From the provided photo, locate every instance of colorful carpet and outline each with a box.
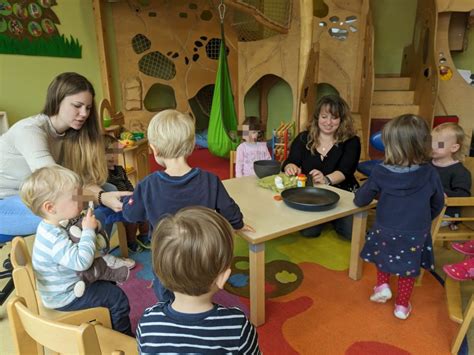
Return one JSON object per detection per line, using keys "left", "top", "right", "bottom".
{"left": 118, "top": 226, "right": 465, "bottom": 354}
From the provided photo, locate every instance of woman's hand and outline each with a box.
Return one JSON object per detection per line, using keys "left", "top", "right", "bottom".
{"left": 309, "top": 169, "right": 325, "bottom": 184}
{"left": 284, "top": 163, "right": 301, "bottom": 176}
{"left": 82, "top": 208, "right": 98, "bottom": 230}
{"left": 101, "top": 191, "right": 133, "bottom": 212}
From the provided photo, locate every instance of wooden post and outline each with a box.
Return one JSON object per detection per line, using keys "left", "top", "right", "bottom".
{"left": 92, "top": 0, "right": 116, "bottom": 110}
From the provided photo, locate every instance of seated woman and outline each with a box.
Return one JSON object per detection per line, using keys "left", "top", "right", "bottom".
{"left": 282, "top": 95, "right": 361, "bottom": 240}
{"left": 0, "top": 72, "right": 134, "bottom": 268}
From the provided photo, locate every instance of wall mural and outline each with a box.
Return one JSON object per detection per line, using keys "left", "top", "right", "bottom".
{"left": 0, "top": 0, "right": 82, "bottom": 58}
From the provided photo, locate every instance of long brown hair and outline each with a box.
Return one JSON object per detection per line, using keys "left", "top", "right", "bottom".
{"left": 383, "top": 114, "right": 431, "bottom": 166}
{"left": 43, "top": 73, "right": 107, "bottom": 185}
{"left": 306, "top": 95, "right": 356, "bottom": 154}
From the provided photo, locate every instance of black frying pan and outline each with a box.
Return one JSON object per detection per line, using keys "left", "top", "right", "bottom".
{"left": 280, "top": 187, "right": 340, "bottom": 212}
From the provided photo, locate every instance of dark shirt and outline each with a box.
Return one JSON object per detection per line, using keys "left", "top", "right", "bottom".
{"left": 354, "top": 164, "right": 445, "bottom": 232}
{"left": 122, "top": 168, "right": 244, "bottom": 231}
{"left": 430, "top": 161, "right": 471, "bottom": 216}
{"left": 107, "top": 165, "right": 134, "bottom": 192}
{"left": 282, "top": 131, "right": 361, "bottom": 191}
{"left": 136, "top": 301, "right": 261, "bottom": 354}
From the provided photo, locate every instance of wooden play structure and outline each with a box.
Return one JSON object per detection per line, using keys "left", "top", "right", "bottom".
{"left": 92, "top": 0, "right": 473, "bottom": 160}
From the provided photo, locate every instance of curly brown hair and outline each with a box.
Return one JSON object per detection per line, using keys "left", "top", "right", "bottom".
{"left": 306, "top": 95, "right": 356, "bottom": 155}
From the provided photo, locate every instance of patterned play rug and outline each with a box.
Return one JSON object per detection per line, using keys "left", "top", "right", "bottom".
{"left": 119, "top": 227, "right": 465, "bottom": 354}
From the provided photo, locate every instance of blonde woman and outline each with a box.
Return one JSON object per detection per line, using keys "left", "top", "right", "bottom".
{"left": 0, "top": 73, "right": 131, "bottom": 239}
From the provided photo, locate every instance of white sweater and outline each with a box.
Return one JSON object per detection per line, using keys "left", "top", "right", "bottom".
{"left": 0, "top": 114, "right": 64, "bottom": 198}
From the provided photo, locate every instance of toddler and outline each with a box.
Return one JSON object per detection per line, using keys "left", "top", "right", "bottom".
{"left": 136, "top": 206, "right": 261, "bottom": 354}
{"left": 20, "top": 165, "right": 131, "bottom": 334}
{"left": 354, "top": 114, "right": 445, "bottom": 320}
{"left": 121, "top": 109, "right": 252, "bottom": 302}
{"left": 103, "top": 134, "right": 149, "bottom": 252}
{"left": 235, "top": 116, "right": 271, "bottom": 177}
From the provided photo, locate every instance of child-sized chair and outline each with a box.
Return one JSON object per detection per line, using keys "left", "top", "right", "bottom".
{"left": 7, "top": 295, "right": 137, "bottom": 355}
{"left": 229, "top": 150, "right": 236, "bottom": 179}
{"left": 10, "top": 237, "right": 111, "bottom": 327}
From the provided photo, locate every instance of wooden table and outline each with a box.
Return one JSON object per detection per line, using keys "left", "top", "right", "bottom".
{"left": 222, "top": 176, "right": 376, "bottom": 326}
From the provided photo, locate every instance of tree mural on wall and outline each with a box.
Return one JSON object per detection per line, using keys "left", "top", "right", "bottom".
{"left": 0, "top": 0, "right": 82, "bottom": 57}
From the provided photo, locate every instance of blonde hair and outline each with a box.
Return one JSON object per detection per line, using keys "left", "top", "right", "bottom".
{"left": 307, "top": 95, "right": 356, "bottom": 154}
{"left": 152, "top": 206, "right": 234, "bottom": 296}
{"left": 43, "top": 73, "right": 107, "bottom": 186}
{"left": 20, "top": 166, "right": 82, "bottom": 218}
{"left": 147, "top": 110, "right": 195, "bottom": 159}
{"left": 432, "top": 122, "right": 466, "bottom": 161}
{"left": 383, "top": 114, "right": 431, "bottom": 166}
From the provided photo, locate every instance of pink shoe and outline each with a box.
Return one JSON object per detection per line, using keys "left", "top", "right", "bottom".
{"left": 370, "top": 283, "right": 392, "bottom": 303}
{"left": 394, "top": 303, "right": 412, "bottom": 320}
{"left": 451, "top": 241, "right": 474, "bottom": 256}
{"left": 443, "top": 258, "right": 474, "bottom": 281}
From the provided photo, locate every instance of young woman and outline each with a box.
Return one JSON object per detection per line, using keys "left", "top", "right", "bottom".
{"left": 0, "top": 72, "right": 131, "bottom": 238}
{"left": 282, "top": 95, "right": 361, "bottom": 239}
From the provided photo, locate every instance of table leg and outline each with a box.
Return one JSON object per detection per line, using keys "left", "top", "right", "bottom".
{"left": 249, "top": 243, "right": 265, "bottom": 326}
{"left": 349, "top": 211, "right": 368, "bottom": 280}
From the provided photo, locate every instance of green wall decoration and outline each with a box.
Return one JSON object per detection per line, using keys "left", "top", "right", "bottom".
{"left": 0, "top": 0, "right": 82, "bottom": 58}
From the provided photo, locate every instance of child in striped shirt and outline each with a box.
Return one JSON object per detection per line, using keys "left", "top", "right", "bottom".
{"left": 136, "top": 206, "right": 261, "bottom": 354}
{"left": 20, "top": 165, "right": 132, "bottom": 335}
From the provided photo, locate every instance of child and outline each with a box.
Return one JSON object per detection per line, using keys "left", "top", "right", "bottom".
{"left": 20, "top": 165, "right": 132, "bottom": 335}
{"left": 136, "top": 206, "right": 261, "bottom": 354}
{"left": 121, "top": 109, "right": 251, "bottom": 301}
{"left": 103, "top": 134, "right": 149, "bottom": 252}
{"left": 354, "top": 114, "right": 445, "bottom": 320}
{"left": 235, "top": 116, "right": 271, "bottom": 177}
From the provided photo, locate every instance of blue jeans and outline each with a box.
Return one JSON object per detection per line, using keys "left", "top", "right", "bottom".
{"left": 56, "top": 281, "right": 132, "bottom": 335}
{"left": 300, "top": 215, "right": 353, "bottom": 240}
{"left": 0, "top": 183, "right": 117, "bottom": 237}
{"left": 153, "top": 274, "right": 175, "bottom": 303}
{"left": 0, "top": 195, "right": 41, "bottom": 235}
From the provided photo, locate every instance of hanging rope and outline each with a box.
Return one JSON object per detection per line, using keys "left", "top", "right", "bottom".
{"left": 218, "top": 0, "right": 226, "bottom": 24}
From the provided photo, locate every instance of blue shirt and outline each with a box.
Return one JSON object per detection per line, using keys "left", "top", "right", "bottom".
{"left": 32, "top": 220, "right": 96, "bottom": 308}
{"left": 122, "top": 168, "right": 244, "bottom": 231}
{"left": 137, "top": 301, "right": 261, "bottom": 354}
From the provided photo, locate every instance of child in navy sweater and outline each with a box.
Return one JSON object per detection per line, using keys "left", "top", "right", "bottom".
{"left": 354, "top": 114, "right": 445, "bottom": 320}
{"left": 121, "top": 109, "right": 253, "bottom": 301}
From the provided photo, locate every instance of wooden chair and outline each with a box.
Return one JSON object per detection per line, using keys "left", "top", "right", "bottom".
{"left": 10, "top": 237, "right": 111, "bottom": 325}
{"left": 229, "top": 150, "right": 236, "bottom": 179}
{"left": 450, "top": 295, "right": 474, "bottom": 354}
{"left": 7, "top": 296, "right": 137, "bottom": 355}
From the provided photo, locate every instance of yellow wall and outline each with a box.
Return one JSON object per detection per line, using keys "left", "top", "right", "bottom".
{"left": 0, "top": 0, "right": 103, "bottom": 125}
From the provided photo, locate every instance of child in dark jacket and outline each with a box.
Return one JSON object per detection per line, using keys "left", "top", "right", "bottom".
{"left": 354, "top": 114, "right": 445, "bottom": 320}
{"left": 121, "top": 109, "right": 253, "bottom": 302}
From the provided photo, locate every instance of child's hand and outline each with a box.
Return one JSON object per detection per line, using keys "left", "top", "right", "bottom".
{"left": 82, "top": 208, "right": 98, "bottom": 230}
{"left": 238, "top": 224, "right": 256, "bottom": 233}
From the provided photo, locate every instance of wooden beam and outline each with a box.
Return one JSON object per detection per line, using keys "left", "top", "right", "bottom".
{"left": 92, "top": 0, "right": 116, "bottom": 110}
{"left": 225, "top": 0, "right": 290, "bottom": 34}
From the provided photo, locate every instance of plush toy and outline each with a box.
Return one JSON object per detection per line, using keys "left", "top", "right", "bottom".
{"left": 60, "top": 215, "right": 129, "bottom": 298}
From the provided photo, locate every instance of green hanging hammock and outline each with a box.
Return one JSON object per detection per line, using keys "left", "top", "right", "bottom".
{"left": 207, "top": 4, "right": 240, "bottom": 158}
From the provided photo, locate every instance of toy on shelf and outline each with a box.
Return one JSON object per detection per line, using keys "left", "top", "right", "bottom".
{"left": 272, "top": 122, "right": 295, "bottom": 162}
{"left": 99, "top": 99, "right": 149, "bottom": 187}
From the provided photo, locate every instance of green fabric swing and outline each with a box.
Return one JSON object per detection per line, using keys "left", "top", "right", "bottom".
{"left": 207, "top": 12, "right": 240, "bottom": 158}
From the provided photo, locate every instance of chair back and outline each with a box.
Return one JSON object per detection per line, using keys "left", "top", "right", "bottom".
{"left": 461, "top": 157, "right": 474, "bottom": 230}
{"left": 8, "top": 296, "right": 102, "bottom": 355}
{"left": 229, "top": 150, "right": 236, "bottom": 179}
{"left": 11, "top": 237, "right": 40, "bottom": 314}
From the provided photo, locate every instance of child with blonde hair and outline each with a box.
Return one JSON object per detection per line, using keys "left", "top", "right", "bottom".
{"left": 20, "top": 165, "right": 131, "bottom": 335}
{"left": 122, "top": 109, "right": 252, "bottom": 301}
{"left": 235, "top": 116, "right": 271, "bottom": 177}
{"left": 136, "top": 206, "right": 260, "bottom": 354}
{"left": 430, "top": 123, "right": 474, "bottom": 280}
{"left": 354, "top": 114, "right": 445, "bottom": 320}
